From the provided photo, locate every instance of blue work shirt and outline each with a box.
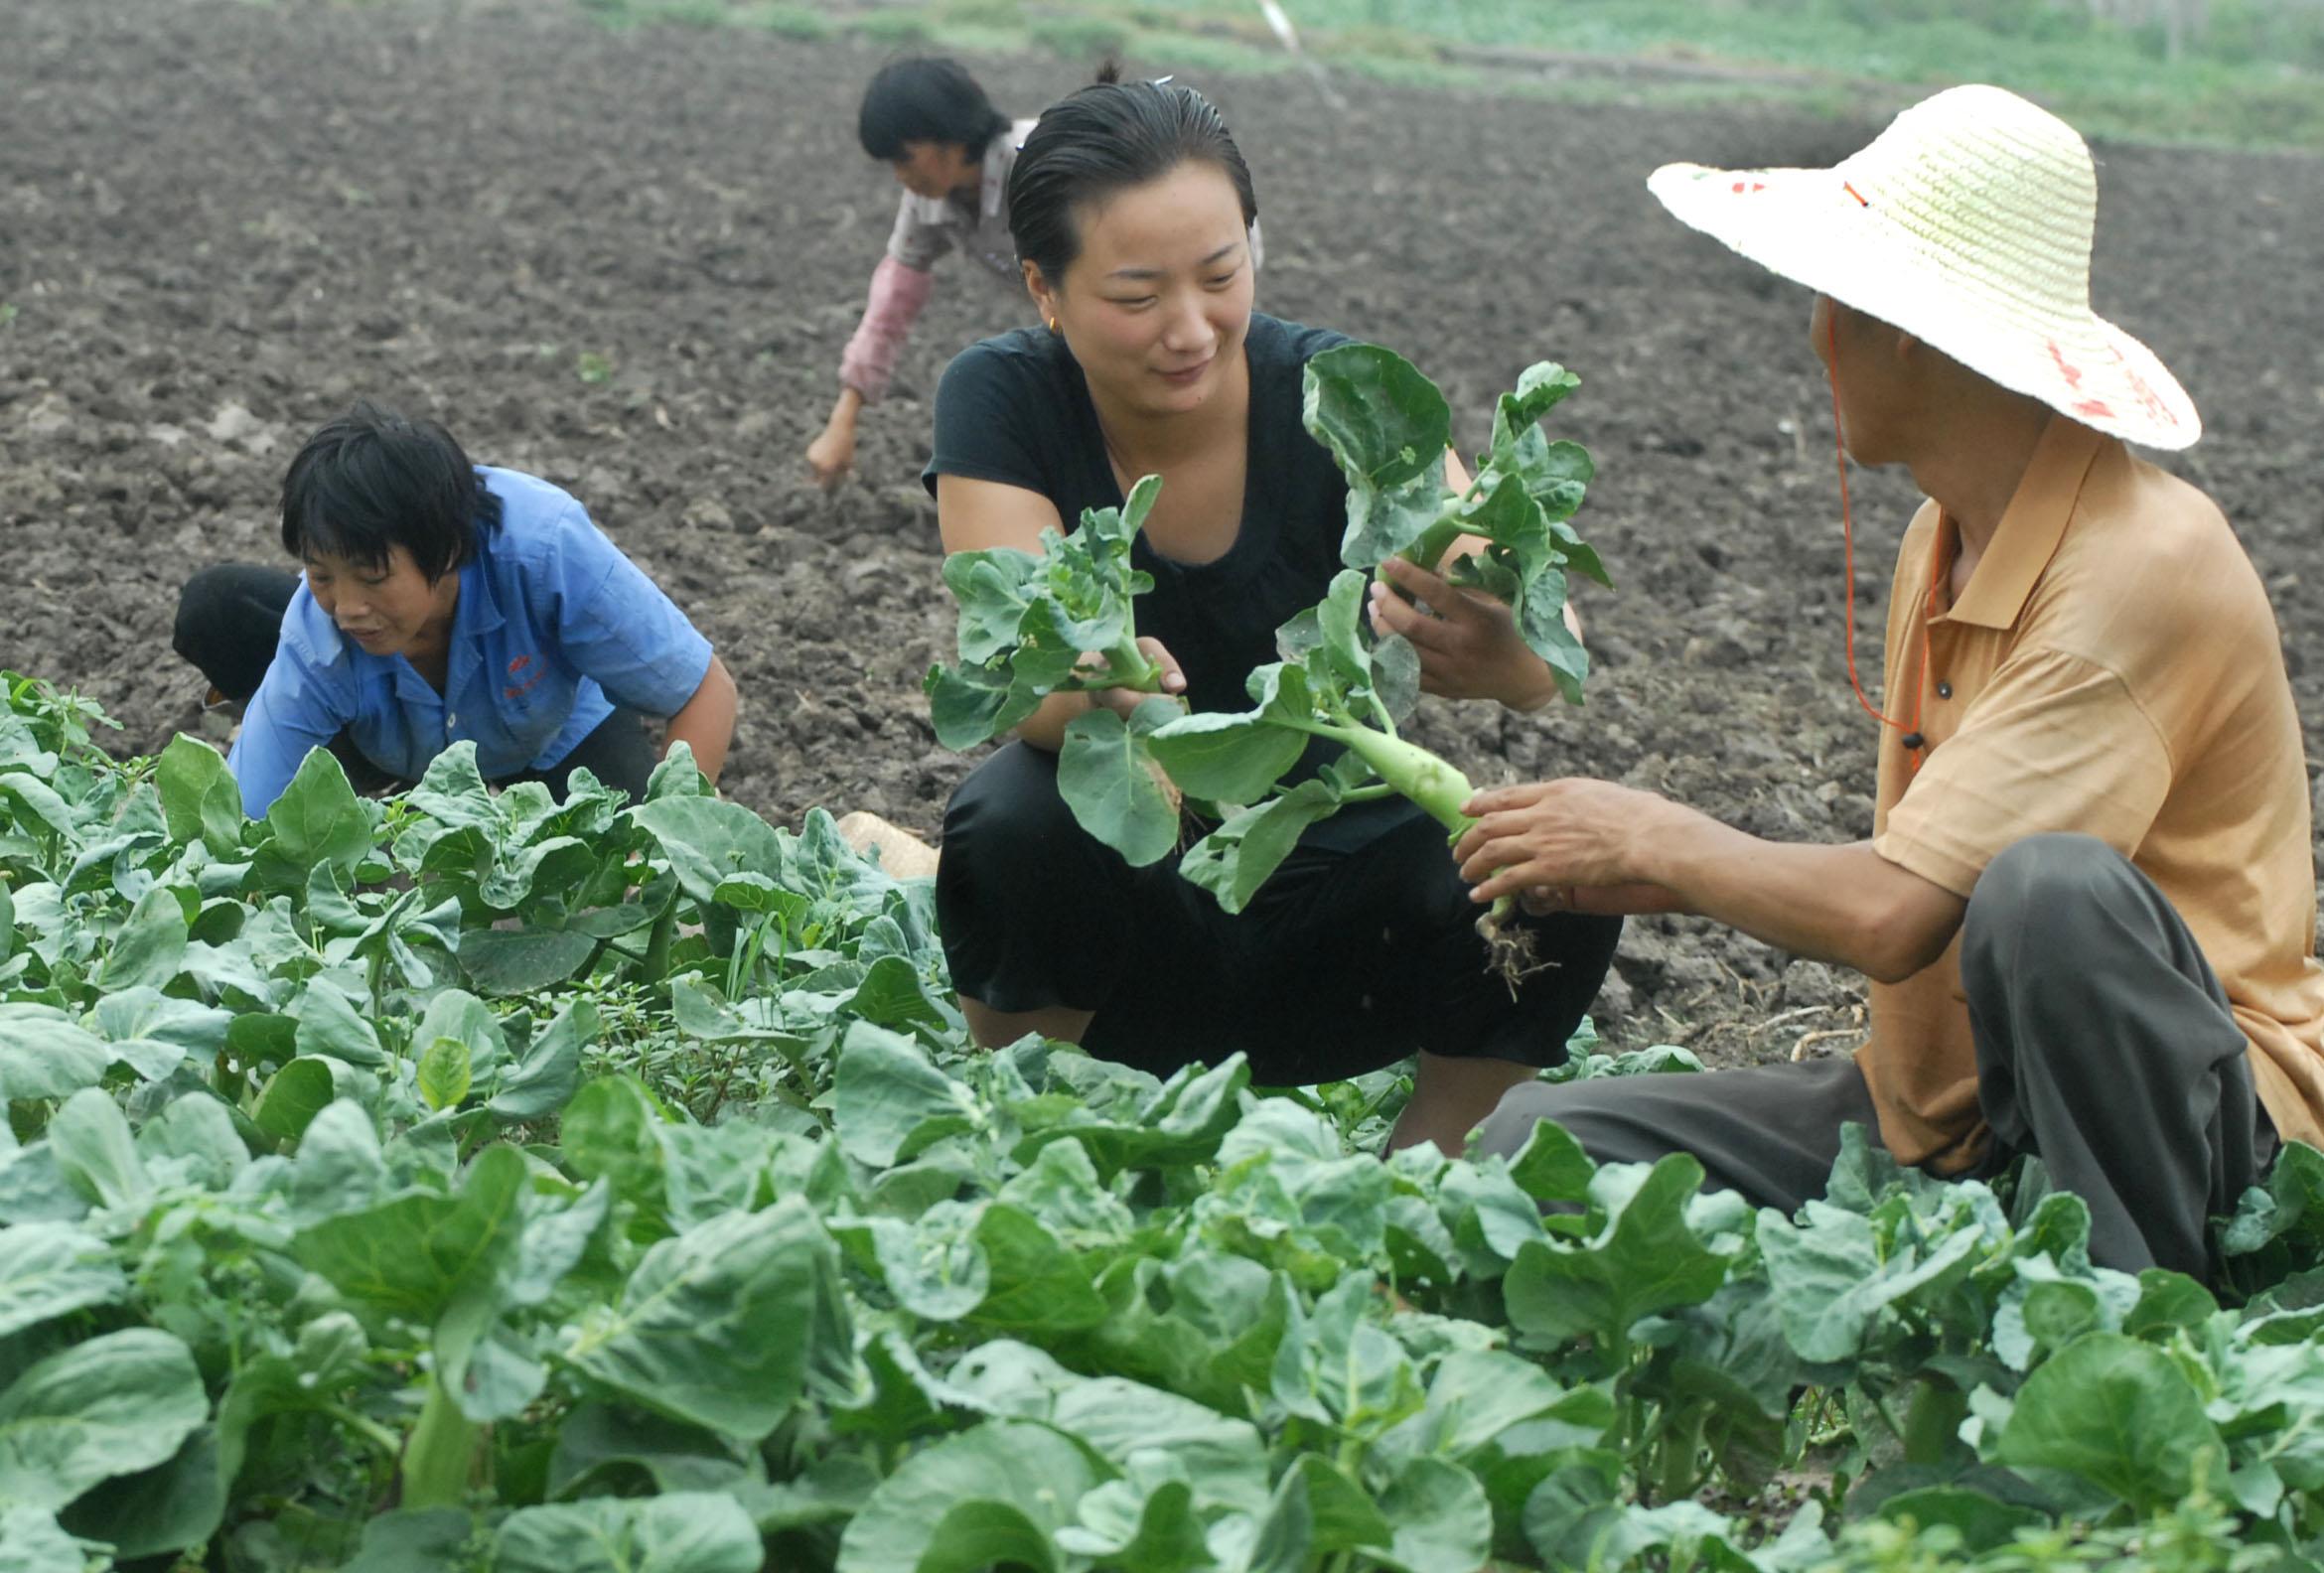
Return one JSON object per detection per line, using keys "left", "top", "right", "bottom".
{"left": 229, "top": 467, "right": 714, "bottom": 816}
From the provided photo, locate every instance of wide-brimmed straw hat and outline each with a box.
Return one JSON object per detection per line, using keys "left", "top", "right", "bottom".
{"left": 1648, "top": 83, "right": 2200, "bottom": 450}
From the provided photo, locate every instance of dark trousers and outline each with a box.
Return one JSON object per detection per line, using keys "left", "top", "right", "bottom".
{"left": 173, "top": 563, "right": 655, "bottom": 802}
{"left": 1475, "top": 834, "right": 2275, "bottom": 1278}
{"left": 938, "top": 742, "right": 1622, "bottom": 1087}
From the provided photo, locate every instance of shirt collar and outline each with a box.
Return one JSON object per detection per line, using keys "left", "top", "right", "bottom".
{"left": 981, "top": 120, "right": 1033, "bottom": 222}
{"left": 1944, "top": 416, "right": 2109, "bottom": 631}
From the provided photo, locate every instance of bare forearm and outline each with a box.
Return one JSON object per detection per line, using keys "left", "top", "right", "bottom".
{"left": 1635, "top": 807, "right": 1961, "bottom": 983}
{"left": 826, "top": 386, "right": 865, "bottom": 430}
{"left": 665, "top": 655, "right": 737, "bottom": 784}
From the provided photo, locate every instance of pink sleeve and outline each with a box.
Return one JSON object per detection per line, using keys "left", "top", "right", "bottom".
{"left": 838, "top": 256, "right": 937, "bottom": 403}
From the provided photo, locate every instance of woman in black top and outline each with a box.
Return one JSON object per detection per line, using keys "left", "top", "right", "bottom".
{"left": 927, "top": 70, "right": 1619, "bottom": 1151}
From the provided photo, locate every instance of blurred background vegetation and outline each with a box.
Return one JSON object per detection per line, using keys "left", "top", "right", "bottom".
{"left": 572, "top": 0, "right": 2324, "bottom": 148}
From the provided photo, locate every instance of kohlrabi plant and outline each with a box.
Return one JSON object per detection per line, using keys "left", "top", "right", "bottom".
{"left": 1303, "top": 341, "right": 1609, "bottom": 699}
{"left": 928, "top": 346, "right": 1608, "bottom": 968}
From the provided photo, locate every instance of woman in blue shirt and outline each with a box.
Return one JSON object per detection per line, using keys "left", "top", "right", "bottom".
{"left": 173, "top": 404, "right": 736, "bottom": 816}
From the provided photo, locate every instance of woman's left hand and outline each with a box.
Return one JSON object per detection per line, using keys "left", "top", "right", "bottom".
{"left": 1368, "top": 556, "right": 1559, "bottom": 710}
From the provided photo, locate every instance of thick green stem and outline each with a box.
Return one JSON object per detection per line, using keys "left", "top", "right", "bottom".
{"left": 1305, "top": 722, "right": 1476, "bottom": 837}
{"left": 399, "top": 1375, "right": 480, "bottom": 1510}
{"left": 1901, "top": 1378, "right": 1966, "bottom": 1467}
{"left": 1099, "top": 639, "right": 1161, "bottom": 692}
{"left": 1401, "top": 511, "right": 1467, "bottom": 577}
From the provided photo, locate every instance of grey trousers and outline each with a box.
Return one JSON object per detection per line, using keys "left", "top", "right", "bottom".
{"left": 1475, "top": 833, "right": 2276, "bottom": 1279}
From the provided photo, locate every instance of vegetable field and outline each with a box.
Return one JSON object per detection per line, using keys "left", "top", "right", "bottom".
{"left": 7, "top": 671, "right": 2324, "bottom": 1570}
{"left": 7, "top": 0, "right": 2324, "bottom": 1568}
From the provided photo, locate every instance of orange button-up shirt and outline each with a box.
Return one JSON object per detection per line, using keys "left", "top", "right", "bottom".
{"left": 1860, "top": 416, "right": 2324, "bottom": 1173}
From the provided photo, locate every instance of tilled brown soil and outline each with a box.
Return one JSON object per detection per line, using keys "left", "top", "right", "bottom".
{"left": 5, "top": 0, "right": 2321, "bottom": 1058}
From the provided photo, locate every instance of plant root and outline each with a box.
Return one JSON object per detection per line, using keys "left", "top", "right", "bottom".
{"left": 1476, "top": 904, "right": 1555, "bottom": 997}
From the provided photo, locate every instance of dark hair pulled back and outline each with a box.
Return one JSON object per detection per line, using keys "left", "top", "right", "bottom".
{"left": 1006, "top": 64, "right": 1258, "bottom": 286}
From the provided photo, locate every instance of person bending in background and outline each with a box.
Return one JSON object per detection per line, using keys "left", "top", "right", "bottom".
{"left": 1457, "top": 86, "right": 2318, "bottom": 1280}
{"left": 173, "top": 403, "right": 736, "bottom": 817}
{"left": 926, "top": 69, "right": 1617, "bottom": 1154}
{"left": 803, "top": 58, "right": 1037, "bottom": 489}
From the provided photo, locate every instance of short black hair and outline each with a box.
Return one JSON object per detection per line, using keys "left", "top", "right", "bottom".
{"left": 279, "top": 402, "right": 501, "bottom": 584}
{"left": 1007, "top": 65, "right": 1258, "bottom": 288}
{"left": 858, "top": 58, "right": 1009, "bottom": 162}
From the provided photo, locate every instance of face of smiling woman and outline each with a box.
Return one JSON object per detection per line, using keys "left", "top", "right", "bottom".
{"left": 301, "top": 544, "right": 460, "bottom": 664}
{"left": 1028, "top": 160, "right": 1256, "bottom": 425}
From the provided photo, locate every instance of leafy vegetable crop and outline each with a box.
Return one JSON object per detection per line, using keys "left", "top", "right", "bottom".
{"left": 7, "top": 667, "right": 2324, "bottom": 1573}
{"left": 927, "top": 346, "right": 1611, "bottom": 930}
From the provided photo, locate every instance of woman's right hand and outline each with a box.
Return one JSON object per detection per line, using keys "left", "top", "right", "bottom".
{"left": 805, "top": 421, "right": 857, "bottom": 490}
{"left": 1087, "top": 636, "right": 1187, "bottom": 718}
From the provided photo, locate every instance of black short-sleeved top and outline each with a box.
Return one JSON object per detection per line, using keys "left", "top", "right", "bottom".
{"left": 927, "top": 312, "right": 1417, "bottom": 850}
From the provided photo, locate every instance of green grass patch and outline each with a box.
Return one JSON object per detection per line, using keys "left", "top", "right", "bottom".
{"left": 564, "top": 0, "right": 2324, "bottom": 150}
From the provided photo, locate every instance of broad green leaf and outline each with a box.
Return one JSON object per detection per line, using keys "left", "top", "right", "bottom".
{"left": 832, "top": 1024, "right": 983, "bottom": 1167}
{"left": 0, "top": 1224, "right": 126, "bottom": 1340}
{"left": 943, "top": 547, "right": 1045, "bottom": 664}
{"left": 1988, "top": 1333, "right": 2224, "bottom": 1512}
{"left": 291, "top": 978, "right": 387, "bottom": 1067}
{"left": 47, "top": 1088, "right": 151, "bottom": 1211}
{"left": 495, "top": 1492, "right": 763, "bottom": 1573}
{"left": 411, "top": 988, "right": 505, "bottom": 1084}
{"left": 0, "top": 1007, "right": 109, "bottom": 1100}
{"left": 1292, "top": 1454, "right": 1393, "bottom": 1558}
{"left": 57, "top": 1423, "right": 224, "bottom": 1558}
{"left": 1055, "top": 1478, "right": 1204, "bottom": 1573}
{"left": 91, "top": 988, "right": 230, "bottom": 1082}
{"left": 135, "top": 1092, "right": 249, "bottom": 1190}
{"left": 487, "top": 1000, "right": 593, "bottom": 1123}
{"left": 416, "top": 1037, "right": 473, "bottom": 1113}
{"left": 1302, "top": 344, "right": 1454, "bottom": 569}
{"left": 970, "top": 1206, "right": 1108, "bottom": 1333}
{"left": 1057, "top": 700, "right": 1181, "bottom": 869}
{"left": 1177, "top": 783, "right": 1341, "bottom": 916}
{"left": 925, "top": 661, "right": 1021, "bottom": 752}
{"left": 0, "top": 1328, "right": 206, "bottom": 1510}
{"left": 252, "top": 1057, "right": 339, "bottom": 1143}
{"left": 260, "top": 747, "right": 373, "bottom": 875}
{"left": 836, "top": 1419, "right": 1101, "bottom": 1573}
{"left": 1049, "top": 1378, "right": 1269, "bottom": 1515}
{"left": 560, "top": 1074, "right": 666, "bottom": 1207}
{"left": 1518, "top": 569, "right": 1589, "bottom": 704}
{"left": 1756, "top": 1197, "right": 1985, "bottom": 1364}
{"left": 627, "top": 794, "right": 787, "bottom": 907}
{"left": 1504, "top": 1155, "right": 1730, "bottom": 1348}
{"left": 0, "top": 1505, "right": 88, "bottom": 1573}
{"left": 1492, "top": 361, "right": 1583, "bottom": 451}
{"left": 157, "top": 734, "right": 243, "bottom": 857}
{"left": 454, "top": 925, "right": 597, "bottom": 997}
{"left": 336, "top": 1508, "right": 476, "bottom": 1573}
{"left": 545, "top": 1402, "right": 759, "bottom": 1500}
{"left": 1505, "top": 1117, "right": 1595, "bottom": 1206}
{"left": 291, "top": 1143, "right": 527, "bottom": 1323}
{"left": 1145, "top": 711, "right": 1308, "bottom": 804}
{"left": 282, "top": 1100, "right": 387, "bottom": 1225}
{"left": 564, "top": 1198, "right": 841, "bottom": 1440}
{"left": 1378, "top": 1457, "right": 1494, "bottom": 1573}
{"left": 97, "top": 884, "right": 189, "bottom": 991}
{"left": 1871, "top": 1487, "right": 2045, "bottom": 1553}
{"left": 406, "top": 742, "right": 498, "bottom": 828}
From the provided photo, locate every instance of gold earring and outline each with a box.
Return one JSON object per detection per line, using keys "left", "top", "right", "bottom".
{"left": 1047, "top": 316, "right": 1059, "bottom": 333}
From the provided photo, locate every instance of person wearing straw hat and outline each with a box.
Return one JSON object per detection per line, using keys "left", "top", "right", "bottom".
{"left": 1452, "top": 84, "right": 2321, "bottom": 1280}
